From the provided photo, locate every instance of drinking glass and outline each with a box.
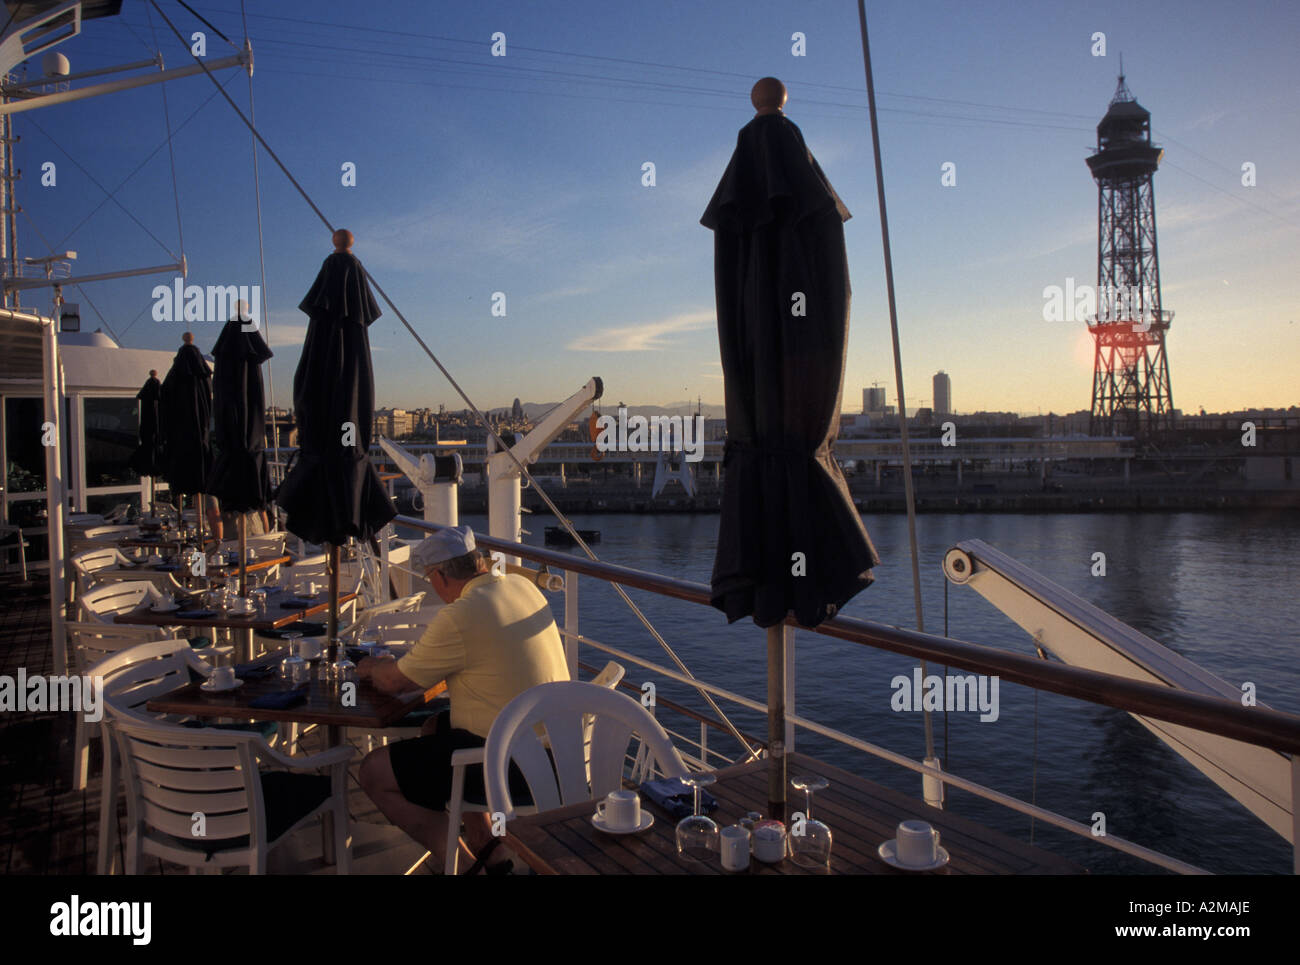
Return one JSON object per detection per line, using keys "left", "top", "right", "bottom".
{"left": 790, "top": 775, "right": 832, "bottom": 869}
{"left": 674, "top": 773, "right": 718, "bottom": 861}
{"left": 283, "top": 630, "right": 304, "bottom": 663}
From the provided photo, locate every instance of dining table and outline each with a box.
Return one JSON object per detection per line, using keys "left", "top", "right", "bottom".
{"left": 505, "top": 752, "right": 1087, "bottom": 875}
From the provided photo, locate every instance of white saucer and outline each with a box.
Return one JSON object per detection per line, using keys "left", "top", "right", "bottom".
{"left": 592, "top": 812, "right": 654, "bottom": 835}
{"left": 227, "top": 609, "right": 256, "bottom": 619}
{"left": 877, "top": 840, "right": 950, "bottom": 871}
{"left": 150, "top": 603, "right": 181, "bottom": 613}
{"left": 200, "top": 678, "right": 244, "bottom": 693}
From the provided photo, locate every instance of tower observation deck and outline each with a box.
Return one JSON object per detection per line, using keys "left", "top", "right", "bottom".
{"left": 1085, "top": 74, "right": 1174, "bottom": 436}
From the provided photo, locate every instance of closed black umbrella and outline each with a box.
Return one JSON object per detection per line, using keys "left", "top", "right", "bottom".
{"left": 701, "top": 78, "right": 881, "bottom": 814}
{"left": 128, "top": 371, "right": 164, "bottom": 514}
{"left": 277, "top": 231, "right": 396, "bottom": 645}
{"left": 210, "top": 310, "right": 274, "bottom": 593}
{"left": 160, "top": 335, "right": 214, "bottom": 533}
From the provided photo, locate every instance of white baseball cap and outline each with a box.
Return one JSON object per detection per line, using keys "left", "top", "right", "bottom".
{"left": 411, "top": 525, "right": 476, "bottom": 571}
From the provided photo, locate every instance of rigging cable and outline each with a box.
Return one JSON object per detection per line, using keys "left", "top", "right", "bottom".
{"left": 239, "top": 0, "right": 280, "bottom": 490}
{"left": 857, "top": 0, "right": 936, "bottom": 764}
{"left": 147, "top": 0, "right": 760, "bottom": 763}
{"left": 144, "top": 1, "right": 186, "bottom": 271}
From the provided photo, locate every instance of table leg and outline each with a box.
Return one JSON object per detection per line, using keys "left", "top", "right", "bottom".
{"left": 322, "top": 723, "right": 344, "bottom": 864}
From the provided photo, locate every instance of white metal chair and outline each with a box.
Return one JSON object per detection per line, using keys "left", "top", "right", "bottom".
{"left": 439, "top": 665, "right": 638, "bottom": 876}
{"left": 110, "top": 713, "right": 354, "bottom": 875}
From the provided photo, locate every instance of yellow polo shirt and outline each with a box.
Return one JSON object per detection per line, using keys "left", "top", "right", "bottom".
{"left": 397, "top": 571, "right": 569, "bottom": 737}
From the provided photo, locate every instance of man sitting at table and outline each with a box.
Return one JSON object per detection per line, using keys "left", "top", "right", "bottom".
{"left": 357, "top": 525, "right": 569, "bottom": 874}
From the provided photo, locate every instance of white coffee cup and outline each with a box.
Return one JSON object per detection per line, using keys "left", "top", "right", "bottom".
{"left": 307, "top": 581, "right": 320, "bottom": 597}
{"left": 720, "top": 825, "right": 750, "bottom": 871}
{"left": 896, "top": 819, "right": 940, "bottom": 866}
{"left": 209, "top": 665, "right": 236, "bottom": 689}
{"left": 231, "top": 596, "right": 252, "bottom": 614}
{"left": 752, "top": 823, "right": 786, "bottom": 863}
{"left": 295, "top": 638, "right": 322, "bottom": 661}
{"left": 595, "top": 790, "right": 640, "bottom": 830}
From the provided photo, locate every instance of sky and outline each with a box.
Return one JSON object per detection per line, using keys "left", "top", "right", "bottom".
{"left": 12, "top": 0, "right": 1299, "bottom": 416}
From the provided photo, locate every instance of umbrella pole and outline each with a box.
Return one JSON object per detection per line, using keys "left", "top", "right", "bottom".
{"left": 238, "top": 513, "right": 247, "bottom": 596}
{"left": 326, "top": 542, "right": 341, "bottom": 660}
{"left": 196, "top": 492, "right": 205, "bottom": 545}
{"left": 767, "top": 624, "right": 787, "bottom": 821}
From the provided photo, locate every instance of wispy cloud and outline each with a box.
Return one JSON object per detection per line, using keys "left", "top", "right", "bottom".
{"left": 567, "top": 309, "right": 713, "bottom": 351}
{"left": 264, "top": 322, "right": 308, "bottom": 348}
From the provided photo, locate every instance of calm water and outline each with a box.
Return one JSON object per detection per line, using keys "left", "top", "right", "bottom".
{"left": 444, "top": 509, "right": 1299, "bottom": 874}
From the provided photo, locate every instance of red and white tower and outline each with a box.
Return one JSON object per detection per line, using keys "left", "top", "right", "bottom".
{"left": 1085, "top": 74, "right": 1174, "bottom": 435}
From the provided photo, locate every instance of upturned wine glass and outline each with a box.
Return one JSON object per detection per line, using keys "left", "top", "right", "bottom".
{"left": 790, "top": 775, "right": 832, "bottom": 869}
{"left": 674, "top": 772, "right": 718, "bottom": 861}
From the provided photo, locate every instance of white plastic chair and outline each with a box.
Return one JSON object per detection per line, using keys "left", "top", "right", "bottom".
{"left": 77, "top": 580, "right": 163, "bottom": 622}
{"left": 0, "top": 523, "right": 28, "bottom": 579}
{"left": 220, "top": 532, "right": 287, "bottom": 559}
{"left": 439, "top": 665, "right": 639, "bottom": 876}
{"left": 341, "top": 592, "right": 429, "bottom": 645}
{"left": 70, "top": 546, "right": 190, "bottom": 598}
{"left": 110, "top": 713, "right": 354, "bottom": 875}
{"left": 68, "top": 621, "right": 193, "bottom": 791}
{"left": 89, "top": 638, "right": 209, "bottom": 873}
{"left": 482, "top": 680, "right": 688, "bottom": 823}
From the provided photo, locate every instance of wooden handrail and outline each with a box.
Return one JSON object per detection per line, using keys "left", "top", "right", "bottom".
{"left": 395, "top": 515, "right": 1300, "bottom": 756}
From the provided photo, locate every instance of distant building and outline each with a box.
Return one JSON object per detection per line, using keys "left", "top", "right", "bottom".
{"left": 863, "top": 386, "right": 886, "bottom": 414}
{"left": 933, "top": 371, "right": 951, "bottom": 416}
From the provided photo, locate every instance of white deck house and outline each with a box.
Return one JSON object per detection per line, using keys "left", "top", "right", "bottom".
{"left": 2, "top": 325, "right": 173, "bottom": 529}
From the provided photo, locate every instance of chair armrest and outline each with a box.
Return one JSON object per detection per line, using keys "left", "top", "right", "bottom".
{"left": 258, "top": 742, "right": 356, "bottom": 771}
{"left": 449, "top": 746, "right": 484, "bottom": 769}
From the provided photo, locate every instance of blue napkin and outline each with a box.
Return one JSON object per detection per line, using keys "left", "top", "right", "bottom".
{"left": 640, "top": 777, "right": 719, "bottom": 820}
{"left": 279, "top": 598, "right": 318, "bottom": 609}
{"left": 187, "top": 636, "right": 212, "bottom": 650}
{"left": 177, "top": 609, "right": 216, "bottom": 619}
{"left": 151, "top": 563, "right": 180, "bottom": 572}
{"left": 249, "top": 684, "right": 309, "bottom": 710}
{"left": 235, "top": 662, "right": 277, "bottom": 680}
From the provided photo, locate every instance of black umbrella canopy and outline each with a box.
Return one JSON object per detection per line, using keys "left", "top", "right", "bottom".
{"left": 209, "top": 310, "right": 274, "bottom": 514}
{"left": 127, "top": 371, "right": 164, "bottom": 478}
{"left": 702, "top": 78, "right": 880, "bottom": 629}
{"left": 276, "top": 231, "right": 396, "bottom": 545}
{"left": 159, "top": 334, "right": 213, "bottom": 497}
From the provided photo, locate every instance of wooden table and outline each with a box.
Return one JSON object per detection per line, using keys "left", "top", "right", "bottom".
{"left": 114, "top": 590, "right": 358, "bottom": 662}
{"left": 507, "top": 752, "right": 1087, "bottom": 875}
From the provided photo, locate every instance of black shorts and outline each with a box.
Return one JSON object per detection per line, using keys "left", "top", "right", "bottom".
{"left": 387, "top": 710, "right": 535, "bottom": 812}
